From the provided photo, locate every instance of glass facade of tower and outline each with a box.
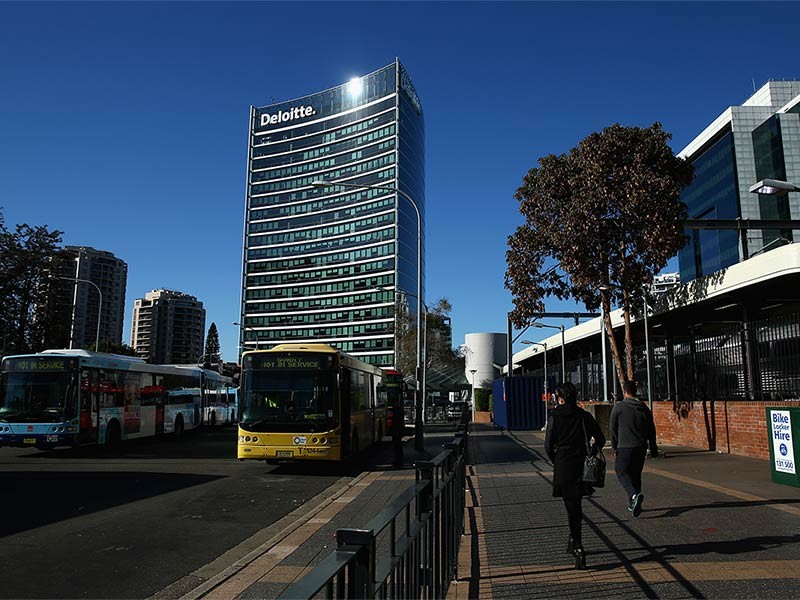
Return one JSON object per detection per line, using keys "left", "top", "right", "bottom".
{"left": 240, "top": 61, "right": 424, "bottom": 367}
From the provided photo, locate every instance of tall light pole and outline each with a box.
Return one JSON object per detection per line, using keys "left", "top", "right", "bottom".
{"left": 521, "top": 340, "right": 547, "bottom": 396}
{"left": 232, "top": 321, "right": 259, "bottom": 353}
{"left": 313, "top": 179, "right": 426, "bottom": 452}
{"left": 469, "top": 369, "right": 477, "bottom": 423}
{"left": 531, "top": 322, "right": 566, "bottom": 382}
{"left": 59, "top": 277, "right": 102, "bottom": 352}
{"left": 642, "top": 285, "right": 654, "bottom": 411}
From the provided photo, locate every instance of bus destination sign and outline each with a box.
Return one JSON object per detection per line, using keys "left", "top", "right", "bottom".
{"left": 249, "top": 354, "right": 335, "bottom": 371}
{"left": 3, "top": 357, "right": 73, "bottom": 372}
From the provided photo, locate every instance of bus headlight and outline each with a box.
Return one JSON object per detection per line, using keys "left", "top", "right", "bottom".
{"left": 252, "top": 437, "right": 259, "bottom": 443}
{"left": 320, "top": 438, "right": 327, "bottom": 445}
{"left": 312, "top": 437, "right": 319, "bottom": 444}
{"left": 245, "top": 436, "right": 251, "bottom": 442}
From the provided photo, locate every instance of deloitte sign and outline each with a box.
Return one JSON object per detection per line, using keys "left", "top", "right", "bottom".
{"left": 260, "top": 106, "right": 316, "bottom": 127}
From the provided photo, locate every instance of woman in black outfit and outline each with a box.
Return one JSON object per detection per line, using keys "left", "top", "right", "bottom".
{"left": 544, "top": 382, "right": 605, "bottom": 569}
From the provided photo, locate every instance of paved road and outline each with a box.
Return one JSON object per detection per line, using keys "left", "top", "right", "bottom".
{"left": 0, "top": 427, "right": 388, "bottom": 599}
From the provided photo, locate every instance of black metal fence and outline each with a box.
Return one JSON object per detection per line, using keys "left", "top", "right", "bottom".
{"left": 526, "top": 312, "right": 800, "bottom": 402}
{"left": 278, "top": 430, "right": 468, "bottom": 599}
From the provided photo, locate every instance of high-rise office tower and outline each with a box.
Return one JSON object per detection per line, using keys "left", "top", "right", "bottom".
{"left": 678, "top": 80, "right": 800, "bottom": 281}
{"left": 239, "top": 60, "right": 425, "bottom": 367}
{"left": 52, "top": 246, "right": 128, "bottom": 350}
{"left": 131, "top": 289, "right": 206, "bottom": 364}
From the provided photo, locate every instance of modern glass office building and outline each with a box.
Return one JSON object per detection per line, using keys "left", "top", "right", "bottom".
{"left": 678, "top": 80, "right": 800, "bottom": 281}
{"left": 239, "top": 60, "right": 425, "bottom": 367}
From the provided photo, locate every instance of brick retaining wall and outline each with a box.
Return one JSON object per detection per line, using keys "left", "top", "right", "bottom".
{"left": 652, "top": 400, "right": 800, "bottom": 460}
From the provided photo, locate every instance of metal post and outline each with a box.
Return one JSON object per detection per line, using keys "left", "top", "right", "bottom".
{"left": 600, "top": 300, "right": 608, "bottom": 403}
{"left": 507, "top": 313, "right": 513, "bottom": 376}
{"left": 643, "top": 291, "right": 654, "bottom": 410}
{"left": 336, "top": 528, "right": 375, "bottom": 599}
{"left": 469, "top": 369, "right": 477, "bottom": 423}
{"left": 60, "top": 276, "right": 102, "bottom": 352}
{"left": 560, "top": 325, "right": 566, "bottom": 383}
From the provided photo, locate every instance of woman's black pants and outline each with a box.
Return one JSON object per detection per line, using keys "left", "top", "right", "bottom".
{"left": 563, "top": 496, "right": 582, "bottom": 546}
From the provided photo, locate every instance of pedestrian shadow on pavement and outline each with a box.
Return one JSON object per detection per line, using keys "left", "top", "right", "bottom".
{"left": 646, "top": 498, "right": 800, "bottom": 518}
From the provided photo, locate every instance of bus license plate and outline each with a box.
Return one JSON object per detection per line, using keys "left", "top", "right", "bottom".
{"left": 276, "top": 450, "right": 293, "bottom": 457}
{"left": 23, "top": 438, "right": 36, "bottom": 445}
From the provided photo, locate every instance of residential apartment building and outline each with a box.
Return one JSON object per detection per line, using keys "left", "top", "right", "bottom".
{"left": 678, "top": 80, "right": 800, "bottom": 281}
{"left": 51, "top": 246, "right": 127, "bottom": 350}
{"left": 239, "top": 60, "right": 425, "bottom": 367}
{"left": 131, "top": 289, "right": 205, "bottom": 364}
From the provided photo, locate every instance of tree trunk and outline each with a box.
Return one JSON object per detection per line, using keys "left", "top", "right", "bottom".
{"left": 602, "top": 293, "right": 626, "bottom": 398}
{"left": 622, "top": 292, "right": 634, "bottom": 381}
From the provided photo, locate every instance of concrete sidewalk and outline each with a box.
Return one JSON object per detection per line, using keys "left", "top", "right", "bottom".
{"left": 450, "top": 423, "right": 800, "bottom": 600}
{"left": 157, "top": 425, "right": 461, "bottom": 600}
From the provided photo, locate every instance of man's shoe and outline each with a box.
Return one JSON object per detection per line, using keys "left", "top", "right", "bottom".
{"left": 632, "top": 492, "right": 644, "bottom": 517}
{"left": 573, "top": 547, "right": 586, "bottom": 570}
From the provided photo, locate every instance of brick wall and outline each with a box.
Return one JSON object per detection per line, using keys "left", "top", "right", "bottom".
{"left": 652, "top": 400, "right": 800, "bottom": 460}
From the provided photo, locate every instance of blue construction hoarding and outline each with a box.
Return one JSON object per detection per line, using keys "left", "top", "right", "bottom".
{"left": 491, "top": 375, "right": 550, "bottom": 430}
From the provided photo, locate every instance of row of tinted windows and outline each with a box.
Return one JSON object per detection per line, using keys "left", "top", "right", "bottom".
{"left": 252, "top": 109, "right": 395, "bottom": 160}
{"left": 246, "top": 258, "right": 394, "bottom": 286}
{"left": 247, "top": 227, "right": 394, "bottom": 259}
{"left": 244, "top": 305, "right": 394, "bottom": 327}
{"left": 247, "top": 243, "right": 394, "bottom": 273}
{"left": 250, "top": 187, "right": 393, "bottom": 221}
{"left": 257, "top": 322, "right": 393, "bottom": 340}
{"left": 250, "top": 197, "right": 395, "bottom": 233}
{"left": 250, "top": 154, "right": 396, "bottom": 196}
{"left": 251, "top": 139, "right": 395, "bottom": 184}
{"left": 253, "top": 123, "right": 396, "bottom": 170}
{"left": 249, "top": 213, "right": 394, "bottom": 247}
{"left": 249, "top": 168, "right": 396, "bottom": 207}
{"left": 244, "top": 292, "right": 391, "bottom": 313}
{"left": 245, "top": 273, "right": 394, "bottom": 300}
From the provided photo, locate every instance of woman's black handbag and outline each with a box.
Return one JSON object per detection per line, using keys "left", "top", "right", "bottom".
{"left": 581, "top": 419, "right": 606, "bottom": 487}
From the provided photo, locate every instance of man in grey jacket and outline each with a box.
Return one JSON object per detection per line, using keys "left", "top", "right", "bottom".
{"left": 609, "top": 379, "right": 658, "bottom": 517}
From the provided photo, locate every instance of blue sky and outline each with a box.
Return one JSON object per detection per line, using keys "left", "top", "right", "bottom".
{"left": 2, "top": 2, "right": 799, "bottom": 363}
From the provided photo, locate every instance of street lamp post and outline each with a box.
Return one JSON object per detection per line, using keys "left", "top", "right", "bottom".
{"left": 59, "top": 277, "right": 102, "bottom": 352}
{"left": 469, "top": 369, "right": 477, "bottom": 423}
{"left": 521, "top": 340, "right": 547, "bottom": 396}
{"left": 232, "top": 321, "right": 259, "bottom": 353}
{"left": 313, "top": 179, "right": 426, "bottom": 452}
{"left": 532, "top": 322, "right": 566, "bottom": 382}
{"left": 642, "top": 286, "right": 654, "bottom": 411}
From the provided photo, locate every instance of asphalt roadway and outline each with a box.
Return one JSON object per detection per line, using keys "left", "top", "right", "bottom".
{"left": 0, "top": 426, "right": 395, "bottom": 599}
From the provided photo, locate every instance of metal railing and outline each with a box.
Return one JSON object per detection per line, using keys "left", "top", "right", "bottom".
{"left": 278, "top": 429, "right": 468, "bottom": 599}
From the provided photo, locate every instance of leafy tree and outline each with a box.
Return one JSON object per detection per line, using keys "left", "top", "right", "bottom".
{"left": 0, "top": 215, "right": 66, "bottom": 356}
{"left": 505, "top": 123, "right": 693, "bottom": 391}
{"left": 394, "top": 295, "right": 459, "bottom": 376}
{"left": 204, "top": 322, "right": 221, "bottom": 367}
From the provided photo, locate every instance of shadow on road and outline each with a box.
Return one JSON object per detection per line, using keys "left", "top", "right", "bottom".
{"left": 0, "top": 471, "right": 224, "bottom": 538}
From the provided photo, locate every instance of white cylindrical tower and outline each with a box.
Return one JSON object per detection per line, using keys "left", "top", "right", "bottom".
{"left": 463, "top": 333, "right": 507, "bottom": 389}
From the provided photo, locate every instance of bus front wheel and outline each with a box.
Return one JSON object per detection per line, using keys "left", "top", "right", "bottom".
{"left": 174, "top": 415, "right": 185, "bottom": 438}
{"left": 105, "top": 420, "right": 121, "bottom": 450}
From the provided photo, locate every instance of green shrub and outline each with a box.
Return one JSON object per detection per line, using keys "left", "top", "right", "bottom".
{"left": 474, "top": 388, "right": 492, "bottom": 412}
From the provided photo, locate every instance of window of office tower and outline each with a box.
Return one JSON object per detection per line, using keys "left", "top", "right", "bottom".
{"left": 240, "top": 61, "right": 425, "bottom": 367}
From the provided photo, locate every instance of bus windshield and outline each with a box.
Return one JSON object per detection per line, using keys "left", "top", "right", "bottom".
{"left": 240, "top": 370, "right": 335, "bottom": 433}
{"left": 0, "top": 370, "right": 79, "bottom": 423}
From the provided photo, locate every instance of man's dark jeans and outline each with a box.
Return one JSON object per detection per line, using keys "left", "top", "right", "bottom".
{"left": 615, "top": 446, "right": 647, "bottom": 500}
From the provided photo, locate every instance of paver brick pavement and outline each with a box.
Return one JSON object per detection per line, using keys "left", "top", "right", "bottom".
{"left": 452, "top": 424, "right": 800, "bottom": 599}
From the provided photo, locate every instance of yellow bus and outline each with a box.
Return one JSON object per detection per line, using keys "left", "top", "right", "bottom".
{"left": 237, "top": 343, "right": 387, "bottom": 462}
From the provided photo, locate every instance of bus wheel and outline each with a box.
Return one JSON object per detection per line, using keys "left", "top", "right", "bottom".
{"left": 174, "top": 415, "right": 185, "bottom": 438}
{"left": 105, "top": 420, "right": 121, "bottom": 450}
{"left": 209, "top": 411, "right": 217, "bottom": 427}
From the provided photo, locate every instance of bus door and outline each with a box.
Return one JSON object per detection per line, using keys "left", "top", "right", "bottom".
{"left": 78, "top": 368, "right": 99, "bottom": 444}
{"left": 340, "top": 369, "right": 351, "bottom": 454}
{"left": 154, "top": 375, "right": 165, "bottom": 434}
